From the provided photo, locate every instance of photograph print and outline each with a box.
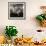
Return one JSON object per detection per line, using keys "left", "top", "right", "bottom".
{"left": 8, "top": 2, "right": 26, "bottom": 20}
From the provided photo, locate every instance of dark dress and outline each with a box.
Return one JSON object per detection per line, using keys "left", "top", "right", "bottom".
{"left": 10, "top": 11, "right": 23, "bottom": 17}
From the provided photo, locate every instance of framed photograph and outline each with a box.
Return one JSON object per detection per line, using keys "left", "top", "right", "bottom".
{"left": 8, "top": 2, "right": 26, "bottom": 20}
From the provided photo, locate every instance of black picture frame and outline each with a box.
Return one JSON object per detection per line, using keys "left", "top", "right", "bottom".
{"left": 8, "top": 2, "right": 26, "bottom": 20}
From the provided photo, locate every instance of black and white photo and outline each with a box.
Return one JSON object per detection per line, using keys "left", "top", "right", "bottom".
{"left": 8, "top": 2, "right": 26, "bottom": 20}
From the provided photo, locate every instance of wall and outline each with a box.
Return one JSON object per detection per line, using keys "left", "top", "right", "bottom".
{"left": 0, "top": 0, "right": 46, "bottom": 41}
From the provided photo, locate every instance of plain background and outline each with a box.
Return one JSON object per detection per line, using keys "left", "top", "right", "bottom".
{"left": 0, "top": 0, "right": 46, "bottom": 42}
